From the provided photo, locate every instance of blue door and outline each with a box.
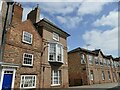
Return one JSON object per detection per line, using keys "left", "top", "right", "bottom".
{"left": 2, "top": 74, "right": 13, "bottom": 90}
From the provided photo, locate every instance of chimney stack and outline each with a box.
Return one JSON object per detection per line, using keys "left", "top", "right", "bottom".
{"left": 27, "top": 5, "right": 40, "bottom": 24}
{"left": 11, "top": 2, "right": 23, "bottom": 25}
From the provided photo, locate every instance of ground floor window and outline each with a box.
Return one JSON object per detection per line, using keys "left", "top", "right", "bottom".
{"left": 90, "top": 70, "right": 94, "bottom": 81}
{"left": 51, "top": 70, "right": 61, "bottom": 85}
{"left": 102, "top": 71, "right": 105, "bottom": 80}
{"left": 108, "top": 71, "right": 111, "bottom": 80}
{"left": 20, "top": 75, "right": 36, "bottom": 88}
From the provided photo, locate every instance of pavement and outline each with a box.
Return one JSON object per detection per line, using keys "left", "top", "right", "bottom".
{"left": 69, "top": 82, "right": 119, "bottom": 89}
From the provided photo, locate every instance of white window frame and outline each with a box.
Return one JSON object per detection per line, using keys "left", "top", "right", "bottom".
{"left": 51, "top": 70, "right": 61, "bottom": 86}
{"left": 95, "top": 57, "right": 99, "bottom": 65}
{"left": 53, "top": 32, "right": 59, "bottom": 41}
{"left": 81, "top": 54, "right": 86, "bottom": 64}
{"left": 104, "top": 59, "right": 107, "bottom": 65}
{"left": 0, "top": 1, "right": 3, "bottom": 12}
{"left": 88, "top": 55, "right": 93, "bottom": 65}
{"left": 108, "top": 71, "right": 111, "bottom": 80}
{"left": 48, "top": 42, "right": 63, "bottom": 63}
{"left": 102, "top": 71, "right": 105, "bottom": 80}
{"left": 108, "top": 60, "right": 111, "bottom": 67}
{"left": 100, "top": 58, "right": 103, "bottom": 66}
{"left": 23, "top": 53, "right": 33, "bottom": 66}
{"left": 20, "top": 75, "right": 36, "bottom": 89}
{"left": 22, "top": 31, "right": 33, "bottom": 44}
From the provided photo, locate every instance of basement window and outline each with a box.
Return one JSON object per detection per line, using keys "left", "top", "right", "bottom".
{"left": 22, "top": 31, "right": 32, "bottom": 44}
{"left": 20, "top": 75, "right": 36, "bottom": 89}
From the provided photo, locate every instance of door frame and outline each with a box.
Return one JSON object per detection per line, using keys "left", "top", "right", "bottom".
{"left": 0, "top": 68, "right": 16, "bottom": 89}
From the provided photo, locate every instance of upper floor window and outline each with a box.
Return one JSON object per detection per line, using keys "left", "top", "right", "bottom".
{"left": 23, "top": 53, "right": 33, "bottom": 66}
{"left": 22, "top": 31, "right": 32, "bottom": 44}
{"left": 88, "top": 55, "right": 93, "bottom": 65}
{"left": 103, "top": 59, "right": 107, "bottom": 65}
{"left": 48, "top": 43, "right": 63, "bottom": 63}
{"left": 95, "top": 57, "right": 99, "bottom": 65}
{"left": 20, "top": 75, "right": 36, "bottom": 88}
{"left": 51, "top": 70, "right": 61, "bottom": 85}
{"left": 100, "top": 58, "right": 103, "bottom": 66}
{"left": 111, "top": 60, "right": 114, "bottom": 68}
{"left": 53, "top": 32, "right": 59, "bottom": 41}
{"left": 108, "top": 60, "right": 111, "bottom": 67}
{"left": 81, "top": 54, "right": 86, "bottom": 64}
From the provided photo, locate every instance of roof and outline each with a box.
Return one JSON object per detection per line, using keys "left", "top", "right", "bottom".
{"left": 38, "top": 18, "right": 70, "bottom": 37}
{"left": 68, "top": 47, "right": 119, "bottom": 59}
{"left": 68, "top": 47, "right": 97, "bottom": 55}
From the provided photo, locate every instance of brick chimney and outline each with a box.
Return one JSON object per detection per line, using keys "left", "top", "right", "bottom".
{"left": 11, "top": 2, "right": 23, "bottom": 25}
{"left": 27, "top": 5, "right": 40, "bottom": 24}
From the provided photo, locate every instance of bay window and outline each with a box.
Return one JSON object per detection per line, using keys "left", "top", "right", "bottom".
{"left": 48, "top": 42, "right": 63, "bottom": 63}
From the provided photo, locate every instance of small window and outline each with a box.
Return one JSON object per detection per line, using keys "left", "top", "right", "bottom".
{"left": 53, "top": 32, "right": 59, "bottom": 41}
{"left": 20, "top": 75, "right": 36, "bottom": 88}
{"left": 102, "top": 71, "right": 105, "bottom": 80}
{"left": 81, "top": 54, "right": 86, "bottom": 64}
{"left": 90, "top": 70, "right": 94, "bottom": 81}
{"left": 51, "top": 70, "right": 61, "bottom": 85}
{"left": 22, "top": 31, "right": 32, "bottom": 44}
{"left": 23, "top": 53, "right": 33, "bottom": 66}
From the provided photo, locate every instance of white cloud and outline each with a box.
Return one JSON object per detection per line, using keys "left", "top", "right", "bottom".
{"left": 56, "top": 16, "right": 82, "bottom": 29}
{"left": 82, "top": 27, "right": 118, "bottom": 56}
{"left": 40, "top": 3, "right": 79, "bottom": 15}
{"left": 77, "top": 0, "right": 113, "bottom": 16}
{"left": 93, "top": 10, "right": 118, "bottom": 28}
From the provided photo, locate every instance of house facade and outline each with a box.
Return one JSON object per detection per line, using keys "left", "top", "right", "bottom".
{"left": 0, "top": 1, "right": 70, "bottom": 89}
{"left": 27, "top": 7, "right": 70, "bottom": 88}
{"left": 68, "top": 47, "right": 120, "bottom": 86}
{"left": 0, "top": 2, "right": 42, "bottom": 89}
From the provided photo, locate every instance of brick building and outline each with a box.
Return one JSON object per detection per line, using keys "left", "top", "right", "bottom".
{"left": 27, "top": 6, "right": 70, "bottom": 88}
{"left": 0, "top": 1, "right": 70, "bottom": 89}
{"left": 68, "top": 47, "right": 120, "bottom": 86}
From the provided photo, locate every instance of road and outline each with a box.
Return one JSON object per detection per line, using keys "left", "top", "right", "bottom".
{"left": 68, "top": 82, "right": 119, "bottom": 89}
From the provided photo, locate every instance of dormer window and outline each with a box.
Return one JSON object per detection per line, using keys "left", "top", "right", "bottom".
{"left": 22, "top": 31, "right": 32, "bottom": 44}
{"left": 81, "top": 54, "right": 86, "bottom": 64}
{"left": 53, "top": 32, "right": 59, "bottom": 41}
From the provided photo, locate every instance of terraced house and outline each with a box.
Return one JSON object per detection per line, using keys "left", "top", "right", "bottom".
{"left": 68, "top": 47, "right": 120, "bottom": 86}
{"left": 0, "top": 1, "right": 69, "bottom": 89}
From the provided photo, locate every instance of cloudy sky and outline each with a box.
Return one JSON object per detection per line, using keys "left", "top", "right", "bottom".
{"left": 15, "top": 0, "right": 118, "bottom": 57}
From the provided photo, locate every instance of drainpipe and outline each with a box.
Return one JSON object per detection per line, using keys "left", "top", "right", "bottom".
{"left": 0, "top": 1, "right": 14, "bottom": 62}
